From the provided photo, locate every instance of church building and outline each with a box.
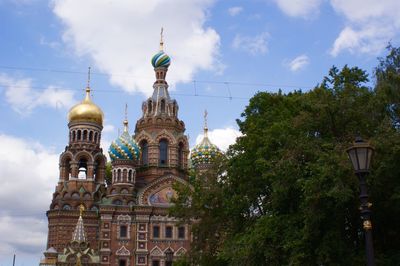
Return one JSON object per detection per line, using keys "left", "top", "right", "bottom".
{"left": 39, "top": 34, "right": 222, "bottom": 266}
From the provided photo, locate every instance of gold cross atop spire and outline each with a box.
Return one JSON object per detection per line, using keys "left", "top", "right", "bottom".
{"left": 204, "top": 110, "right": 208, "bottom": 137}
{"left": 160, "top": 27, "right": 164, "bottom": 51}
{"left": 87, "top": 67, "right": 91, "bottom": 88}
{"left": 123, "top": 103, "right": 129, "bottom": 133}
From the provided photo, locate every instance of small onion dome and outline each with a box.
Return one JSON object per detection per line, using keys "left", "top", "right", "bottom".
{"left": 151, "top": 51, "right": 171, "bottom": 68}
{"left": 190, "top": 128, "right": 222, "bottom": 168}
{"left": 108, "top": 120, "right": 140, "bottom": 162}
{"left": 68, "top": 87, "right": 104, "bottom": 126}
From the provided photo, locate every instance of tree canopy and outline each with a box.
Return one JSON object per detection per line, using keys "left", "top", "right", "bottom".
{"left": 171, "top": 46, "right": 400, "bottom": 266}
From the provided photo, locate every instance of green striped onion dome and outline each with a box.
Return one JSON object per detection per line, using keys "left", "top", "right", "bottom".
{"left": 151, "top": 51, "right": 171, "bottom": 68}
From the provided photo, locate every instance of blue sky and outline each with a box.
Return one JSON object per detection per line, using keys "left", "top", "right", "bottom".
{"left": 1, "top": 0, "right": 399, "bottom": 265}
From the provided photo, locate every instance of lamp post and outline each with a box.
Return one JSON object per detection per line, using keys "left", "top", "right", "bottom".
{"left": 165, "top": 248, "right": 174, "bottom": 266}
{"left": 346, "top": 136, "right": 375, "bottom": 266}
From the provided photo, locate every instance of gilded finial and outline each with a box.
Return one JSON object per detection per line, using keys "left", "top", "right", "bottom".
{"left": 123, "top": 103, "right": 128, "bottom": 133}
{"left": 87, "top": 67, "right": 91, "bottom": 89}
{"left": 79, "top": 204, "right": 85, "bottom": 217}
{"left": 204, "top": 110, "right": 208, "bottom": 137}
{"left": 85, "top": 67, "right": 91, "bottom": 99}
{"left": 160, "top": 27, "right": 164, "bottom": 51}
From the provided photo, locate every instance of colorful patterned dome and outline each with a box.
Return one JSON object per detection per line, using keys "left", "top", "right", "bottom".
{"left": 190, "top": 116, "right": 222, "bottom": 168}
{"left": 151, "top": 51, "right": 171, "bottom": 68}
{"left": 108, "top": 120, "right": 140, "bottom": 162}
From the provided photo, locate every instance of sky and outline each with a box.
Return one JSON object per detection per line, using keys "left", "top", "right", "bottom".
{"left": 1, "top": 0, "right": 400, "bottom": 265}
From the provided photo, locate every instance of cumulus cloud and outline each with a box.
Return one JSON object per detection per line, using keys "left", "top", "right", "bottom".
{"left": 285, "top": 54, "right": 309, "bottom": 71}
{"left": 232, "top": 32, "right": 269, "bottom": 56}
{"left": 228, "top": 6, "right": 243, "bottom": 16}
{"left": 273, "top": 0, "right": 322, "bottom": 18}
{"left": 195, "top": 127, "right": 242, "bottom": 151}
{"left": 0, "top": 134, "right": 58, "bottom": 258}
{"left": 52, "top": 0, "right": 221, "bottom": 96}
{"left": 329, "top": 0, "right": 400, "bottom": 56}
{"left": 0, "top": 73, "right": 76, "bottom": 115}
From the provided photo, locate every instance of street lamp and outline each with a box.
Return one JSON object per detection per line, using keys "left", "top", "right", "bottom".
{"left": 165, "top": 248, "right": 174, "bottom": 266}
{"left": 346, "top": 136, "right": 375, "bottom": 266}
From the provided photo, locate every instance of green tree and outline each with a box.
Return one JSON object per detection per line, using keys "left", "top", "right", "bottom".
{"left": 171, "top": 48, "right": 400, "bottom": 265}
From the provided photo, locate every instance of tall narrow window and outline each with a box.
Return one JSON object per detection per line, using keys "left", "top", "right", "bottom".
{"left": 148, "top": 100, "right": 153, "bottom": 114}
{"left": 140, "top": 140, "right": 148, "bottom": 165}
{"left": 119, "top": 260, "right": 126, "bottom": 266}
{"left": 153, "top": 225, "right": 160, "bottom": 238}
{"left": 178, "top": 226, "right": 185, "bottom": 239}
{"left": 77, "top": 130, "right": 82, "bottom": 141}
{"left": 120, "top": 225, "right": 127, "bottom": 238}
{"left": 83, "top": 130, "right": 88, "bottom": 141}
{"left": 165, "top": 226, "right": 173, "bottom": 238}
{"left": 152, "top": 261, "right": 160, "bottom": 266}
{"left": 178, "top": 142, "right": 184, "bottom": 168}
{"left": 161, "top": 99, "right": 166, "bottom": 113}
{"left": 78, "top": 159, "right": 87, "bottom": 179}
{"left": 159, "top": 139, "right": 168, "bottom": 166}
{"left": 89, "top": 131, "right": 93, "bottom": 141}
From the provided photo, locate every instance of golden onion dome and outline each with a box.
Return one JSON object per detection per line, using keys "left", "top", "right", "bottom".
{"left": 68, "top": 87, "right": 104, "bottom": 126}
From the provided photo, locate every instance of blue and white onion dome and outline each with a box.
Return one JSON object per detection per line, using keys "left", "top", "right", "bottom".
{"left": 190, "top": 127, "right": 223, "bottom": 167}
{"left": 108, "top": 120, "right": 140, "bottom": 161}
{"left": 151, "top": 50, "right": 171, "bottom": 68}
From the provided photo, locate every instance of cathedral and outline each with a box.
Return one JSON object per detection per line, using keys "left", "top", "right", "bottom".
{"left": 39, "top": 35, "right": 222, "bottom": 266}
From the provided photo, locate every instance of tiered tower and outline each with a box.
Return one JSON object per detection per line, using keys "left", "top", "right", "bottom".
{"left": 134, "top": 31, "right": 189, "bottom": 187}
{"left": 45, "top": 70, "right": 107, "bottom": 253}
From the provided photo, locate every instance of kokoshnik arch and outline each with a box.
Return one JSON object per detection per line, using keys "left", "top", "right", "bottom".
{"left": 39, "top": 33, "right": 222, "bottom": 266}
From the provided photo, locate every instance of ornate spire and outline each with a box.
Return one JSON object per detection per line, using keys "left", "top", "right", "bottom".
{"left": 204, "top": 110, "right": 208, "bottom": 138}
{"left": 123, "top": 103, "right": 128, "bottom": 133}
{"left": 72, "top": 204, "right": 87, "bottom": 243}
{"left": 85, "top": 67, "right": 91, "bottom": 99}
{"left": 160, "top": 27, "right": 164, "bottom": 51}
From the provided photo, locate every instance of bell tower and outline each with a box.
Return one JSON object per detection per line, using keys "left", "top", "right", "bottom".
{"left": 45, "top": 68, "right": 107, "bottom": 252}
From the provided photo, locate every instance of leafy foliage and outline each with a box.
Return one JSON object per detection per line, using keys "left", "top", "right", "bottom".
{"left": 171, "top": 47, "right": 400, "bottom": 265}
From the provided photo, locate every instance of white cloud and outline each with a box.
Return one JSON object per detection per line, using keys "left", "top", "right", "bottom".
{"left": 0, "top": 134, "right": 58, "bottom": 257}
{"left": 228, "top": 6, "right": 243, "bottom": 16}
{"left": 273, "top": 0, "right": 322, "bottom": 18}
{"left": 329, "top": 0, "right": 400, "bottom": 56}
{"left": 0, "top": 73, "right": 76, "bottom": 115}
{"left": 285, "top": 54, "right": 309, "bottom": 71}
{"left": 232, "top": 32, "right": 269, "bottom": 55}
{"left": 195, "top": 127, "right": 242, "bottom": 151}
{"left": 52, "top": 0, "right": 221, "bottom": 96}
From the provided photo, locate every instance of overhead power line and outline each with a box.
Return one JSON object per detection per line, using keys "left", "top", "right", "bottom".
{"left": 0, "top": 65, "right": 315, "bottom": 89}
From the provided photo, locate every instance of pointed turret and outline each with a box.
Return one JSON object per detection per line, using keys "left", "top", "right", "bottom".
{"left": 72, "top": 204, "right": 87, "bottom": 243}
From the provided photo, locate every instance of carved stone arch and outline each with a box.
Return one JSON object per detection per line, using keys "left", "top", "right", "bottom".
{"left": 155, "top": 129, "right": 176, "bottom": 144}
{"left": 135, "top": 130, "right": 153, "bottom": 144}
{"left": 59, "top": 151, "right": 74, "bottom": 165}
{"left": 150, "top": 246, "right": 163, "bottom": 256}
{"left": 175, "top": 247, "right": 187, "bottom": 256}
{"left": 74, "top": 151, "right": 94, "bottom": 163}
{"left": 137, "top": 174, "right": 190, "bottom": 205}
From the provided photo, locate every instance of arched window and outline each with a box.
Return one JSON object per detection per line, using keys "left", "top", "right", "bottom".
{"left": 123, "top": 169, "right": 127, "bottom": 182}
{"left": 77, "top": 130, "right": 82, "bottom": 141}
{"left": 159, "top": 139, "right": 168, "bottom": 166}
{"left": 78, "top": 159, "right": 87, "bottom": 179}
{"left": 117, "top": 169, "right": 121, "bottom": 182}
{"left": 148, "top": 100, "right": 153, "bottom": 114}
{"left": 94, "top": 132, "right": 98, "bottom": 144}
{"left": 128, "top": 170, "right": 132, "bottom": 182}
{"left": 178, "top": 142, "right": 184, "bottom": 168}
{"left": 72, "top": 131, "right": 76, "bottom": 142}
{"left": 63, "top": 204, "right": 72, "bottom": 210}
{"left": 113, "top": 199, "right": 123, "bottom": 205}
{"left": 140, "top": 140, "right": 148, "bottom": 166}
{"left": 89, "top": 131, "right": 93, "bottom": 142}
{"left": 161, "top": 99, "right": 166, "bottom": 113}
{"left": 64, "top": 158, "right": 72, "bottom": 180}
{"left": 83, "top": 130, "right": 88, "bottom": 141}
